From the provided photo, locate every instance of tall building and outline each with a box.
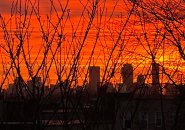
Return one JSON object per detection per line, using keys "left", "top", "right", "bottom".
{"left": 88, "top": 66, "right": 100, "bottom": 95}
{"left": 152, "top": 62, "right": 160, "bottom": 86}
{"left": 121, "top": 64, "right": 133, "bottom": 92}
{"left": 151, "top": 62, "right": 160, "bottom": 95}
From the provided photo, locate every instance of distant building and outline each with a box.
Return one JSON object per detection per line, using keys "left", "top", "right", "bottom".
{"left": 137, "top": 74, "right": 145, "bottom": 87}
{"left": 88, "top": 66, "right": 100, "bottom": 95}
{"left": 151, "top": 62, "right": 160, "bottom": 95}
{"left": 152, "top": 62, "right": 160, "bottom": 86}
{"left": 6, "top": 77, "right": 25, "bottom": 97}
{"left": 27, "top": 77, "right": 42, "bottom": 96}
{"left": 121, "top": 64, "right": 133, "bottom": 92}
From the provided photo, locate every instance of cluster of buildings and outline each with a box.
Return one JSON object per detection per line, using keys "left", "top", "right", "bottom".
{"left": 4, "top": 62, "right": 180, "bottom": 98}
{"left": 5, "top": 77, "right": 50, "bottom": 98}
{"left": 88, "top": 62, "right": 177, "bottom": 96}
{"left": 0, "top": 62, "right": 184, "bottom": 130}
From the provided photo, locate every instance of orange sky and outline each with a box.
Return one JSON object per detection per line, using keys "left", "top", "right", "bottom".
{"left": 0, "top": 0, "right": 184, "bottom": 87}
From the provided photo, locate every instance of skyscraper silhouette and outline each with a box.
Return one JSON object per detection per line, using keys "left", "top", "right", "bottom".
{"left": 89, "top": 66, "right": 100, "bottom": 95}
{"left": 151, "top": 62, "right": 160, "bottom": 95}
{"left": 152, "top": 62, "right": 160, "bottom": 86}
{"left": 121, "top": 64, "right": 133, "bottom": 92}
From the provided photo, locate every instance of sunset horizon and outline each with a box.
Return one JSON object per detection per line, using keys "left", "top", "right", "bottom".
{"left": 0, "top": 0, "right": 185, "bottom": 130}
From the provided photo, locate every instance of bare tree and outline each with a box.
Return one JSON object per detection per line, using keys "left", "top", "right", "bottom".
{"left": 128, "top": 0, "right": 185, "bottom": 129}
{"left": 0, "top": 0, "right": 150, "bottom": 130}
